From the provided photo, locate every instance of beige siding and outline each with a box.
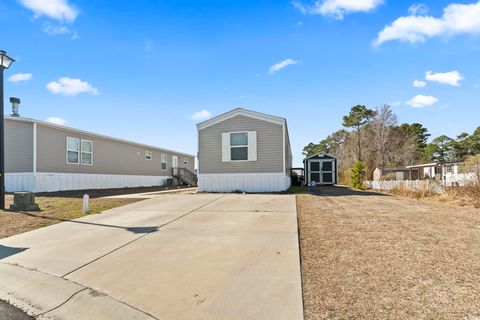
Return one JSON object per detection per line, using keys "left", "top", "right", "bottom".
{"left": 36, "top": 125, "right": 194, "bottom": 175}
{"left": 5, "top": 119, "right": 33, "bottom": 173}
{"left": 285, "top": 126, "right": 292, "bottom": 175}
{"left": 199, "top": 115, "right": 284, "bottom": 174}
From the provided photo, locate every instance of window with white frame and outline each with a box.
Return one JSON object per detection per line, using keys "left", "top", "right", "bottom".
{"left": 145, "top": 151, "right": 152, "bottom": 160}
{"left": 222, "top": 131, "right": 257, "bottom": 162}
{"left": 446, "top": 165, "right": 453, "bottom": 174}
{"left": 81, "top": 140, "right": 93, "bottom": 165}
{"left": 230, "top": 132, "right": 248, "bottom": 161}
{"left": 183, "top": 158, "right": 188, "bottom": 165}
{"left": 161, "top": 154, "right": 167, "bottom": 170}
{"left": 67, "top": 137, "right": 80, "bottom": 164}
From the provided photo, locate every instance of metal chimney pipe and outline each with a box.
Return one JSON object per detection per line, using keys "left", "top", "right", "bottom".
{"left": 10, "top": 97, "right": 20, "bottom": 117}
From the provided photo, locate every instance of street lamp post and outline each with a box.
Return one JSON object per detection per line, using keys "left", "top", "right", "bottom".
{"left": 0, "top": 50, "right": 15, "bottom": 210}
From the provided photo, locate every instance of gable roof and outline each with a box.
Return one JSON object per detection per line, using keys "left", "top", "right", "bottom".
{"left": 5, "top": 116, "right": 195, "bottom": 157}
{"left": 304, "top": 152, "right": 337, "bottom": 161}
{"left": 196, "top": 108, "right": 285, "bottom": 130}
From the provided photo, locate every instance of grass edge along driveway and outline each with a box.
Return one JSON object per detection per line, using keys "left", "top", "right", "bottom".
{"left": 296, "top": 187, "right": 480, "bottom": 320}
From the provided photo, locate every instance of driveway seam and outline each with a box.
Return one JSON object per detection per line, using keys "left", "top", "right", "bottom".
{"left": 1, "top": 262, "right": 160, "bottom": 320}
{"left": 61, "top": 194, "right": 227, "bottom": 278}
{"left": 33, "top": 288, "right": 87, "bottom": 318}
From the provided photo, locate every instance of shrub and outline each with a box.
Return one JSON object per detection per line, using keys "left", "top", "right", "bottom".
{"left": 350, "top": 161, "right": 366, "bottom": 189}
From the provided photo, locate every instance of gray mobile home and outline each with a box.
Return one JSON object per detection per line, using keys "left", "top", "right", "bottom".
{"left": 5, "top": 116, "right": 195, "bottom": 192}
{"left": 197, "top": 108, "right": 292, "bottom": 192}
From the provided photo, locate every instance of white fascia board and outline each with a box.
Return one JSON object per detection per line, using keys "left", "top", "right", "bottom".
{"left": 5, "top": 116, "right": 195, "bottom": 158}
{"left": 405, "top": 163, "right": 439, "bottom": 169}
{"left": 197, "top": 108, "right": 285, "bottom": 130}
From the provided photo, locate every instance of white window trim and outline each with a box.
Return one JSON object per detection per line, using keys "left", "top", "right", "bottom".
{"left": 229, "top": 131, "right": 249, "bottom": 162}
{"left": 66, "top": 137, "right": 80, "bottom": 165}
{"left": 145, "top": 151, "right": 153, "bottom": 160}
{"left": 81, "top": 139, "right": 93, "bottom": 166}
{"left": 183, "top": 158, "right": 188, "bottom": 165}
{"left": 161, "top": 154, "right": 167, "bottom": 171}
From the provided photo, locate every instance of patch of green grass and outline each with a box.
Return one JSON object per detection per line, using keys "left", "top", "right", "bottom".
{"left": 288, "top": 186, "right": 311, "bottom": 194}
{"left": 0, "top": 196, "right": 141, "bottom": 239}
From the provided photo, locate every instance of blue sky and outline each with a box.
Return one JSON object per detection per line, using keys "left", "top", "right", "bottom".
{"left": 2, "top": 0, "right": 480, "bottom": 166}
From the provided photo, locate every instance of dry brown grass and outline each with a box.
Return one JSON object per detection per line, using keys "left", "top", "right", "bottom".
{"left": 388, "top": 182, "right": 438, "bottom": 200}
{"left": 431, "top": 185, "right": 480, "bottom": 208}
{"left": 381, "top": 182, "right": 480, "bottom": 208}
{"left": 297, "top": 187, "right": 480, "bottom": 320}
{"left": 0, "top": 195, "right": 141, "bottom": 239}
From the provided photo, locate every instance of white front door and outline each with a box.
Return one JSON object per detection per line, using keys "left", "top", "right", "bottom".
{"left": 172, "top": 156, "right": 179, "bottom": 176}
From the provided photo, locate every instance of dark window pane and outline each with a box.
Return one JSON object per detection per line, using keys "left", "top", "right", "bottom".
{"left": 310, "top": 162, "right": 320, "bottom": 172}
{"left": 323, "top": 172, "right": 333, "bottom": 183}
{"left": 68, "top": 151, "right": 78, "bottom": 163}
{"left": 230, "top": 133, "right": 248, "bottom": 146}
{"left": 322, "top": 161, "right": 333, "bottom": 171}
{"left": 81, "top": 153, "right": 92, "bottom": 165}
{"left": 231, "top": 147, "right": 248, "bottom": 160}
{"left": 310, "top": 173, "right": 320, "bottom": 183}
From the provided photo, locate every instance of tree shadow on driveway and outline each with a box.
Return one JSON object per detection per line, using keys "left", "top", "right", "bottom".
{"left": 5, "top": 212, "right": 159, "bottom": 235}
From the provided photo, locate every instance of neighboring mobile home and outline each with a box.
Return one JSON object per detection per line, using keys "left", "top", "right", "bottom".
{"left": 5, "top": 116, "right": 195, "bottom": 192}
{"left": 197, "top": 108, "right": 292, "bottom": 192}
{"left": 303, "top": 153, "right": 338, "bottom": 185}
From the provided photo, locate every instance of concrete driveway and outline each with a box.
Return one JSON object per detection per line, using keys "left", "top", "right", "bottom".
{"left": 0, "top": 194, "right": 303, "bottom": 320}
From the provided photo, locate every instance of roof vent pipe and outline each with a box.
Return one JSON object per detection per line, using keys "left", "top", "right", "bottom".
{"left": 10, "top": 97, "right": 20, "bottom": 117}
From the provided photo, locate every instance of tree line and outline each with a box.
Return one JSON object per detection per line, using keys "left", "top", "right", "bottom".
{"left": 303, "top": 104, "right": 480, "bottom": 182}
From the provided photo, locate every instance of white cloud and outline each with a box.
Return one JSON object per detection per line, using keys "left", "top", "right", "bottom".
{"left": 293, "top": 0, "right": 383, "bottom": 19}
{"left": 408, "top": 3, "right": 429, "bottom": 16}
{"left": 413, "top": 80, "right": 426, "bottom": 88}
{"left": 375, "top": 1, "right": 480, "bottom": 46}
{"left": 46, "top": 117, "right": 67, "bottom": 126}
{"left": 269, "top": 58, "right": 299, "bottom": 74}
{"left": 388, "top": 101, "right": 402, "bottom": 107}
{"left": 43, "top": 23, "right": 70, "bottom": 35}
{"left": 425, "top": 70, "right": 463, "bottom": 86}
{"left": 8, "top": 73, "right": 33, "bottom": 83}
{"left": 46, "top": 77, "right": 100, "bottom": 96}
{"left": 19, "top": 0, "right": 78, "bottom": 22}
{"left": 189, "top": 110, "right": 212, "bottom": 121}
{"left": 406, "top": 94, "right": 438, "bottom": 108}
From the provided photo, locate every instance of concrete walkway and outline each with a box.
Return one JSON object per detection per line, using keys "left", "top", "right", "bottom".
{"left": 0, "top": 194, "right": 303, "bottom": 320}
{"left": 103, "top": 187, "right": 198, "bottom": 199}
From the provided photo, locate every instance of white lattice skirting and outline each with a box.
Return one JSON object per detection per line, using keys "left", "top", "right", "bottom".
{"left": 6, "top": 172, "right": 169, "bottom": 193}
{"left": 198, "top": 173, "right": 291, "bottom": 193}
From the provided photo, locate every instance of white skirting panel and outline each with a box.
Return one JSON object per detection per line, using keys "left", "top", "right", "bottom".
{"left": 198, "top": 173, "right": 291, "bottom": 193}
{"left": 6, "top": 172, "right": 169, "bottom": 193}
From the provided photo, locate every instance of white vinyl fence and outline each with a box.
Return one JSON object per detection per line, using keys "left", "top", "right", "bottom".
{"left": 444, "top": 173, "right": 478, "bottom": 186}
{"left": 364, "top": 180, "right": 445, "bottom": 193}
